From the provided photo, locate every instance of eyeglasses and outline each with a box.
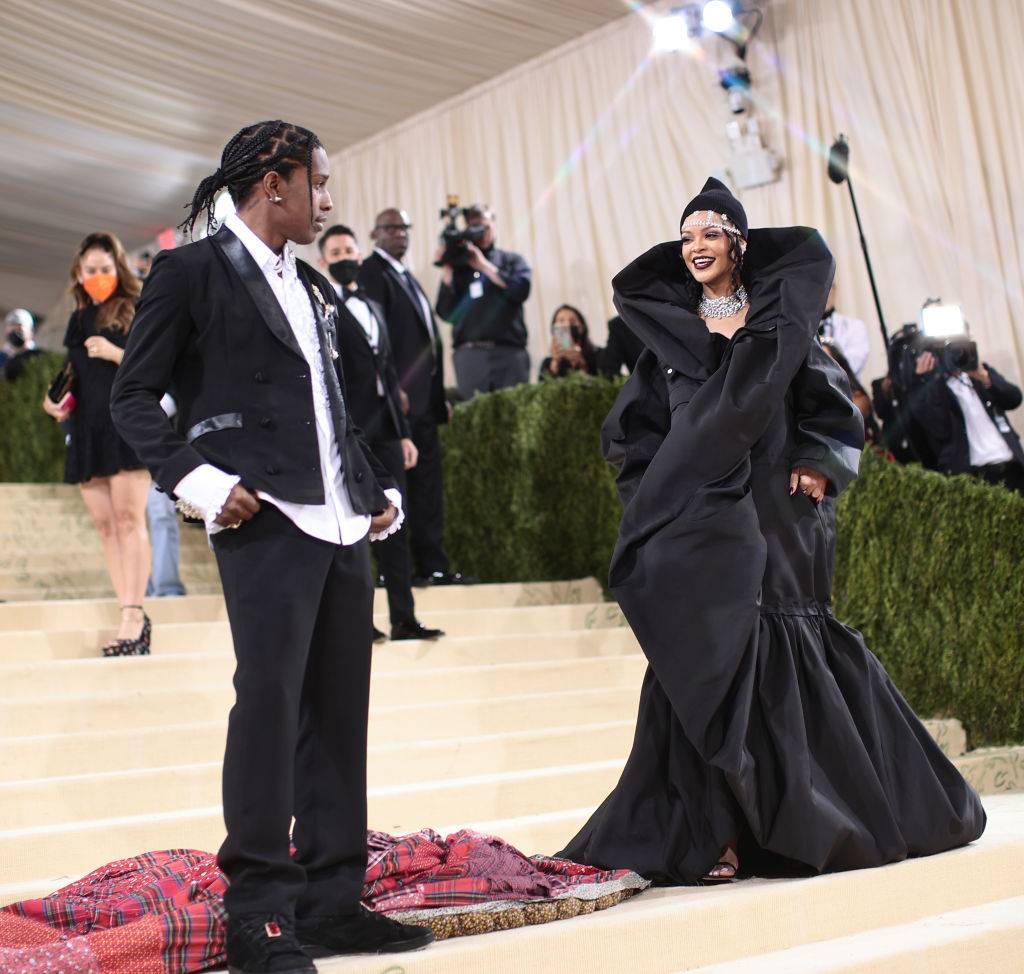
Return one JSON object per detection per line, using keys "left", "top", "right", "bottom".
{"left": 376, "top": 223, "right": 412, "bottom": 233}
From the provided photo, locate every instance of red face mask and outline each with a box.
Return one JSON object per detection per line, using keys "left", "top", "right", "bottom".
{"left": 82, "top": 272, "right": 118, "bottom": 304}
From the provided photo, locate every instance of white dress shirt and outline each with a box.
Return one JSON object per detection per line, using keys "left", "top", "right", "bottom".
{"left": 820, "top": 311, "right": 870, "bottom": 376}
{"left": 374, "top": 247, "right": 439, "bottom": 346}
{"left": 945, "top": 373, "right": 1013, "bottom": 467}
{"left": 335, "top": 283, "right": 384, "bottom": 397}
{"left": 175, "top": 214, "right": 402, "bottom": 543}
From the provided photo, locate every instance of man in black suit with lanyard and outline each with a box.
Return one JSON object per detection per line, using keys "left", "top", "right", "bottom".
{"left": 318, "top": 223, "right": 444, "bottom": 641}
{"left": 359, "top": 208, "right": 469, "bottom": 586}
{"left": 111, "top": 121, "right": 432, "bottom": 974}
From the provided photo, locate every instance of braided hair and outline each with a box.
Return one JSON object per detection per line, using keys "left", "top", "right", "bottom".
{"left": 681, "top": 233, "right": 746, "bottom": 312}
{"left": 180, "top": 120, "right": 322, "bottom": 236}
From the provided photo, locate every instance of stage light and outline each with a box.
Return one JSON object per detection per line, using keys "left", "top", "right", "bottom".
{"left": 702, "top": 0, "right": 736, "bottom": 33}
{"left": 652, "top": 13, "right": 692, "bottom": 53}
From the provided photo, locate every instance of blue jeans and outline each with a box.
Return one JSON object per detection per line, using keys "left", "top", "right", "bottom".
{"left": 146, "top": 484, "right": 186, "bottom": 597}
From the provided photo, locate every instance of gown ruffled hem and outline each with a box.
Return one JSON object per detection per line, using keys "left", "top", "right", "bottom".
{"left": 558, "top": 603, "right": 986, "bottom": 883}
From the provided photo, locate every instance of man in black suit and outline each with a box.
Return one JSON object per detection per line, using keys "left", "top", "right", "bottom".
{"left": 318, "top": 224, "right": 444, "bottom": 642}
{"left": 110, "top": 121, "right": 432, "bottom": 974}
{"left": 909, "top": 347, "right": 1024, "bottom": 492}
{"left": 359, "top": 207, "right": 468, "bottom": 586}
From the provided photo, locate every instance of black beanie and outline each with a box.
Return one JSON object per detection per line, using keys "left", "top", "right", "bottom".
{"left": 680, "top": 176, "right": 748, "bottom": 239}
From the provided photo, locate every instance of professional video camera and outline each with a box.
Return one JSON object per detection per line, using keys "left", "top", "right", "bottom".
{"left": 433, "top": 195, "right": 487, "bottom": 268}
{"left": 887, "top": 300, "right": 978, "bottom": 390}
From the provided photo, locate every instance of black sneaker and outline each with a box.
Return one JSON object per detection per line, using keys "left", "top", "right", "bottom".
{"left": 297, "top": 906, "right": 434, "bottom": 957}
{"left": 226, "top": 913, "right": 316, "bottom": 974}
{"left": 390, "top": 620, "right": 445, "bottom": 641}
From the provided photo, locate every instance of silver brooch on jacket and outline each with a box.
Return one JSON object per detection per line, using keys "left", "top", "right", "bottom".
{"left": 311, "top": 284, "right": 338, "bottom": 322}
{"left": 699, "top": 285, "right": 749, "bottom": 319}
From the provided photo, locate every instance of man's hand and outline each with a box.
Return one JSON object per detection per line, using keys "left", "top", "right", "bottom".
{"left": 968, "top": 364, "right": 992, "bottom": 387}
{"left": 84, "top": 335, "right": 122, "bottom": 363}
{"left": 41, "top": 393, "right": 72, "bottom": 422}
{"left": 401, "top": 437, "right": 419, "bottom": 470}
{"left": 370, "top": 503, "right": 398, "bottom": 535}
{"left": 465, "top": 243, "right": 506, "bottom": 288}
{"left": 789, "top": 466, "right": 828, "bottom": 503}
{"left": 915, "top": 351, "right": 937, "bottom": 375}
{"left": 215, "top": 484, "right": 260, "bottom": 528}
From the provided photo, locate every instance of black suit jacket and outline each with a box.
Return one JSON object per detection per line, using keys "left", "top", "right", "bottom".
{"left": 110, "top": 225, "right": 393, "bottom": 514}
{"left": 334, "top": 288, "right": 411, "bottom": 444}
{"left": 358, "top": 251, "right": 446, "bottom": 424}
{"left": 909, "top": 363, "right": 1024, "bottom": 473}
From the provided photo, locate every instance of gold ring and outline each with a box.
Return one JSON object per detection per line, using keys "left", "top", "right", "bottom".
{"left": 228, "top": 520, "right": 242, "bottom": 530}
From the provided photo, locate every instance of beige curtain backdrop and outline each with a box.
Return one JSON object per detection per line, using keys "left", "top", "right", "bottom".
{"left": 307, "top": 0, "right": 1024, "bottom": 388}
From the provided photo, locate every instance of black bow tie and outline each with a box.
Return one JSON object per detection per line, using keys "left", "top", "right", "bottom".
{"left": 342, "top": 288, "right": 364, "bottom": 303}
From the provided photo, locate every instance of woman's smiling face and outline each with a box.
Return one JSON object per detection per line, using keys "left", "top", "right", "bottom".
{"left": 680, "top": 223, "right": 735, "bottom": 288}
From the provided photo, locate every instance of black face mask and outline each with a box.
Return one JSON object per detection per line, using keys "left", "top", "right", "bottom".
{"left": 328, "top": 259, "right": 361, "bottom": 287}
{"left": 8, "top": 330, "right": 25, "bottom": 349}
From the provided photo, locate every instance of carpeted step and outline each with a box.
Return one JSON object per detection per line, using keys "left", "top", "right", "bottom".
{"left": 0, "top": 579, "right": 604, "bottom": 631}
{"left": 681, "top": 896, "right": 1024, "bottom": 973}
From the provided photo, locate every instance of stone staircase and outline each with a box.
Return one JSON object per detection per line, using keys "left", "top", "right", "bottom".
{"left": 0, "top": 483, "right": 1022, "bottom": 972}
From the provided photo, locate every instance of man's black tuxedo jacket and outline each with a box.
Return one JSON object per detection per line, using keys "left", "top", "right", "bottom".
{"left": 110, "top": 225, "right": 393, "bottom": 515}
{"left": 334, "top": 290, "right": 411, "bottom": 444}
{"left": 358, "top": 252, "right": 446, "bottom": 424}
{"left": 910, "top": 363, "right": 1024, "bottom": 474}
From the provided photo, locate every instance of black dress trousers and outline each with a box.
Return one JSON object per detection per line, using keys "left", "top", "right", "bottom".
{"left": 405, "top": 414, "right": 449, "bottom": 577}
{"left": 212, "top": 504, "right": 374, "bottom": 918}
{"left": 367, "top": 437, "right": 416, "bottom": 626}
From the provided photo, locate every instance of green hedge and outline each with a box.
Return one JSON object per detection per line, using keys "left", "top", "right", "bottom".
{"left": 441, "top": 375, "right": 621, "bottom": 584}
{"left": 832, "top": 449, "right": 1024, "bottom": 748}
{"left": 441, "top": 377, "right": 1024, "bottom": 747}
{"left": 0, "top": 352, "right": 67, "bottom": 483}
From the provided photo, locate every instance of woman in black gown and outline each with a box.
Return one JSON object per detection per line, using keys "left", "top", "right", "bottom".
{"left": 559, "top": 179, "right": 985, "bottom": 883}
{"left": 42, "top": 232, "right": 152, "bottom": 656}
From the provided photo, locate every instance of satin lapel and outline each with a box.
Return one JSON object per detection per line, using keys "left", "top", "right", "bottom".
{"left": 295, "top": 264, "right": 349, "bottom": 427}
{"left": 213, "top": 227, "right": 304, "bottom": 359}
{"left": 337, "top": 300, "right": 375, "bottom": 354}
{"left": 383, "top": 261, "right": 434, "bottom": 343}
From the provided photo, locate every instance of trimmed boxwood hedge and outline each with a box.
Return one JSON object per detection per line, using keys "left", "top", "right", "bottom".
{"left": 0, "top": 352, "right": 67, "bottom": 483}
{"left": 1, "top": 367, "right": 1021, "bottom": 744}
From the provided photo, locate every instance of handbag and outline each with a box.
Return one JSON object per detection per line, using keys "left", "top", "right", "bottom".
{"left": 47, "top": 360, "right": 76, "bottom": 405}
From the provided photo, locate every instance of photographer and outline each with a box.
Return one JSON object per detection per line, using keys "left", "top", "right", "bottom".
{"left": 871, "top": 324, "right": 939, "bottom": 467}
{"left": 434, "top": 203, "right": 531, "bottom": 398}
{"left": 1, "top": 308, "right": 40, "bottom": 382}
{"left": 539, "top": 304, "right": 598, "bottom": 381}
{"left": 909, "top": 347, "right": 1024, "bottom": 493}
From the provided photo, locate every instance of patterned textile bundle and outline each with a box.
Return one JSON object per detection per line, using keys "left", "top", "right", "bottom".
{"left": 0, "top": 834, "right": 648, "bottom": 973}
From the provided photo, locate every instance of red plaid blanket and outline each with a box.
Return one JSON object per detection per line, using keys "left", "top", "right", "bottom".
{"left": 0, "top": 833, "right": 645, "bottom": 973}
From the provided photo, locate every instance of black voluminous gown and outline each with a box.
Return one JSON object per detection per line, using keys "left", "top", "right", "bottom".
{"left": 559, "top": 227, "right": 985, "bottom": 882}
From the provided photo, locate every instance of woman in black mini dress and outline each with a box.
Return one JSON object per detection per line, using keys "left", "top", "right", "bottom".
{"left": 42, "top": 232, "right": 152, "bottom": 655}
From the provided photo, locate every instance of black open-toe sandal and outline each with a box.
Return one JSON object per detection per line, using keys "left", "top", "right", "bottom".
{"left": 700, "top": 860, "right": 738, "bottom": 885}
{"left": 118, "top": 605, "right": 152, "bottom": 657}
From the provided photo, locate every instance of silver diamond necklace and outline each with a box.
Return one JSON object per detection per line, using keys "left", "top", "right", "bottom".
{"left": 699, "top": 285, "right": 748, "bottom": 319}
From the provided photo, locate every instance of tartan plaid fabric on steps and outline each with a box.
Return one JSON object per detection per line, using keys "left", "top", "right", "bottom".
{"left": 1, "top": 835, "right": 647, "bottom": 973}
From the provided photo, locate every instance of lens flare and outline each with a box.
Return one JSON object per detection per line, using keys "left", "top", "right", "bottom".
{"left": 702, "top": 0, "right": 736, "bottom": 33}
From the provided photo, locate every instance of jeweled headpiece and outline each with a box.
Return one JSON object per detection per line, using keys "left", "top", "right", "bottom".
{"left": 681, "top": 209, "right": 743, "bottom": 237}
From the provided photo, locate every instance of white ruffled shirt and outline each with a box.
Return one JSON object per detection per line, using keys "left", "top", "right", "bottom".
{"left": 174, "top": 214, "right": 403, "bottom": 544}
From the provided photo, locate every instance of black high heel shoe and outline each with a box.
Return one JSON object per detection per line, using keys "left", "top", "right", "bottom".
{"left": 117, "top": 604, "right": 152, "bottom": 657}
